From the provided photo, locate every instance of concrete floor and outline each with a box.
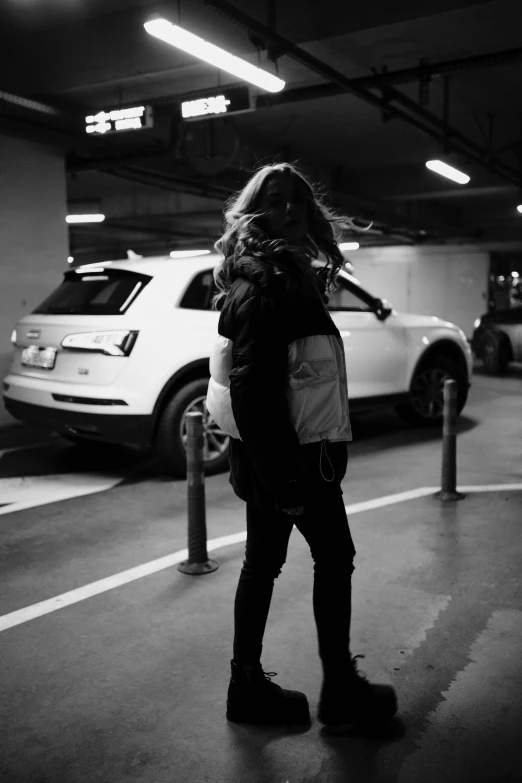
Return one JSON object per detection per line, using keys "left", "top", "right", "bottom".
{"left": 1, "top": 364, "right": 521, "bottom": 783}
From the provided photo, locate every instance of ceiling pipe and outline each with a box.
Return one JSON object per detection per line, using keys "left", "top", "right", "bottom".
{"left": 0, "top": 89, "right": 67, "bottom": 117}
{"left": 100, "top": 164, "right": 232, "bottom": 200}
{"left": 256, "top": 46, "right": 522, "bottom": 106}
{"left": 341, "top": 46, "right": 522, "bottom": 89}
{"left": 70, "top": 219, "right": 214, "bottom": 240}
{"left": 197, "top": 0, "right": 522, "bottom": 188}
{"left": 385, "top": 184, "right": 516, "bottom": 201}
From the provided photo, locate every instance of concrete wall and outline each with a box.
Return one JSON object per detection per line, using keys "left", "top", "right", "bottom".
{"left": 346, "top": 244, "right": 490, "bottom": 339}
{"left": 0, "top": 135, "right": 68, "bottom": 427}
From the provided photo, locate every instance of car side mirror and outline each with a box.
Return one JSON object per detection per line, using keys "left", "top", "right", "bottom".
{"left": 373, "top": 298, "right": 393, "bottom": 321}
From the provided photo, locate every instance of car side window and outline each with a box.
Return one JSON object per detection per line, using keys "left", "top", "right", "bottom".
{"left": 327, "top": 277, "right": 374, "bottom": 312}
{"left": 178, "top": 269, "right": 218, "bottom": 310}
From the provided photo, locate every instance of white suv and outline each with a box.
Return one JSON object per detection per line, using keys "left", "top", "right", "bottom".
{"left": 3, "top": 253, "right": 473, "bottom": 476}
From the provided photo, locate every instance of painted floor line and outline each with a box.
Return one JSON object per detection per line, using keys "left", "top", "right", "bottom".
{"left": 1, "top": 484, "right": 521, "bottom": 634}
{"left": 0, "top": 473, "right": 127, "bottom": 516}
{"left": 345, "top": 486, "right": 436, "bottom": 514}
{"left": 0, "top": 533, "right": 243, "bottom": 633}
{"left": 457, "top": 483, "right": 522, "bottom": 492}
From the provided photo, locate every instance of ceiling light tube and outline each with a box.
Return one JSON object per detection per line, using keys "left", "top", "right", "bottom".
{"left": 144, "top": 17, "right": 285, "bottom": 93}
{"left": 169, "top": 249, "right": 211, "bottom": 258}
{"left": 66, "top": 214, "right": 106, "bottom": 223}
{"left": 425, "top": 160, "right": 470, "bottom": 184}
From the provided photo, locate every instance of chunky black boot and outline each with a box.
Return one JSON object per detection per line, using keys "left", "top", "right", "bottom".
{"left": 317, "top": 654, "right": 398, "bottom": 728}
{"left": 226, "top": 660, "right": 310, "bottom": 725}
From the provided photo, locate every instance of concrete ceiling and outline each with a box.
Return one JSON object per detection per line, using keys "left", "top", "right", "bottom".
{"left": 1, "top": 0, "right": 522, "bottom": 262}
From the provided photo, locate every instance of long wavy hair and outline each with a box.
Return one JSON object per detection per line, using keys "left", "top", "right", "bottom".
{"left": 211, "top": 162, "right": 367, "bottom": 310}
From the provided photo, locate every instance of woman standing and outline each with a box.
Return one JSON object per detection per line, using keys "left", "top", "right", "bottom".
{"left": 206, "top": 162, "right": 398, "bottom": 729}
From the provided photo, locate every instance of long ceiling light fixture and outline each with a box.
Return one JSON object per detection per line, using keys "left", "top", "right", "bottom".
{"left": 425, "top": 160, "right": 470, "bottom": 185}
{"left": 66, "top": 214, "right": 105, "bottom": 223}
{"left": 144, "top": 17, "right": 285, "bottom": 93}
{"left": 169, "top": 249, "right": 211, "bottom": 258}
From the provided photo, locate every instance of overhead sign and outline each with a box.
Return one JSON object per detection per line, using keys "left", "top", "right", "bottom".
{"left": 181, "top": 85, "right": 253, "bottom": 121}
{"left": 85, "top": 105, "right": 154, "bottom": 135}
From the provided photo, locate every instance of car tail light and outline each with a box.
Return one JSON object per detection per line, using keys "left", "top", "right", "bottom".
{"left": 61, "top": 330, "right": 138, "bottom": 356}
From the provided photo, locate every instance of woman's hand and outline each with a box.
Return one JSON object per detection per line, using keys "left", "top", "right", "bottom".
{"left": 282, "top": 506, "right": 304, "bottom": 515}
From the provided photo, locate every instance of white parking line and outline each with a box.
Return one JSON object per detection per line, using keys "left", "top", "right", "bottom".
{"left": 454, "top": 483, "right": 522, "bottom": 492}
{"left": 0, "top": 532, "right": 244, "bottom": 633}
{"left": 1, "top": 484, "right": 521, "bottom": 633}
{"left": 0, "top": 473, "right": 127, "bottom": 516}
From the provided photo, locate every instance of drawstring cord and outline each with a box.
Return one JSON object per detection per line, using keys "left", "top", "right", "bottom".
{"left": 319, "top": 439, "right": 335, "bottom": 483}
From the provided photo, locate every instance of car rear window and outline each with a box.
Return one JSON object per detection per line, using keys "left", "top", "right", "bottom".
{"left": 32, "top": 268, "right": 152, "bottom": 315}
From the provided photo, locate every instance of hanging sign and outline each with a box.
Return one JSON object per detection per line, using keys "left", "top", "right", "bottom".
{"left": 180, "top": 85, "right": 253, "bottom": 121}
{"left": 85, "top": 105, "right": 154, "bottom": 135}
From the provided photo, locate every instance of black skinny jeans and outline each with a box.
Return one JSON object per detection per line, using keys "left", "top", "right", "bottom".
{"left": 233, "top": 440, "right": 356, "bottom": 667}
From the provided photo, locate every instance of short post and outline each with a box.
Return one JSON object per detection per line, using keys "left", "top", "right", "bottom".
{"left": 434, "top": 379, "right": 466, "bottom": 502}
{"left": 178, "top": 412, "right": 219, "bottom": 575}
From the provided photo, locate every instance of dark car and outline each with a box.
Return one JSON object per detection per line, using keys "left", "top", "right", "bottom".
{"left": 471, "top": 307, "right": 522, "bottom": 374}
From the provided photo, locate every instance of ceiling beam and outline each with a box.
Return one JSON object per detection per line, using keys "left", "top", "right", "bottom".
{"left": 98, "top": 164, "right": 233, "bottom": 201}
{"left": 69, "top": 219, "right": 214, "bottom": 240}
{"left": 256, "top": 46, "right": 522, "bottom": 107}
{"left": 384, "top": 185, "right": 518, "bottom": 201}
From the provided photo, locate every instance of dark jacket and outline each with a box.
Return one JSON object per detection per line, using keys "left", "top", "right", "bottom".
{"left": 206, "top": 256, "right": 352, "bottom": 510}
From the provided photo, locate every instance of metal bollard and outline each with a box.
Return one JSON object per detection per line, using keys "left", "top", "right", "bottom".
{"left": 434, "top": 379, "right": 466, "bottom": 502}
{"left": 178, "top": 411, "right": 219, "bottom": 575}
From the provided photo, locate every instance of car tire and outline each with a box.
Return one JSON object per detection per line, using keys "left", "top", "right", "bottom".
{"left": 395, "top": 355, "right": 468, "bottom": 427}
{"left": 155, "top": 378, "right": 230, "bottom": 477}
{"left": 481, "top": 330, "right": 510, "bottom": 375}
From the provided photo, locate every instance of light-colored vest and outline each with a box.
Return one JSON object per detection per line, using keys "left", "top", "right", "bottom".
{"left": 206, "top": 333, "right": 352, "bottom": 444}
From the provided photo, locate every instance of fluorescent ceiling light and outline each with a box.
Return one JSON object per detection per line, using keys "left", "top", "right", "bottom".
{"left": 66, "top": 214, "right": 105, "bottom": 223}
{"left": 425, "top": 160, "right": 470, "bottom": 184}
{"left": 76, "top": 261, "right": 113, "bottom": 270}
{"left": 339, "top": 242, "right": 360, "bottom": 251}
{"left": 144, "top": 18, "right": 285, "bottom": 93}
{"left": 170, "top": 249, "right": 211, "bottom": 258}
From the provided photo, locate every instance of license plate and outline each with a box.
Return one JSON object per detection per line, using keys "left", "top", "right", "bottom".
{"left": 21, "top": 346, "right": 57, "bottom": 370}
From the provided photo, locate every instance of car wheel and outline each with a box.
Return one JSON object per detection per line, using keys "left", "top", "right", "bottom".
{"left": 395, "top": 355, "right": 468, "bottom": 427}
{"left": 481, "top": 330, "right": 510, "bottom": 375}
{"left": 155, "top": 378, "right": 230, "bottom": 477}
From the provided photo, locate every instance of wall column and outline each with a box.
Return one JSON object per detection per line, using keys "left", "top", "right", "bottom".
{"left": 0, "top": 135, "right": 69, "bottom": 427}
